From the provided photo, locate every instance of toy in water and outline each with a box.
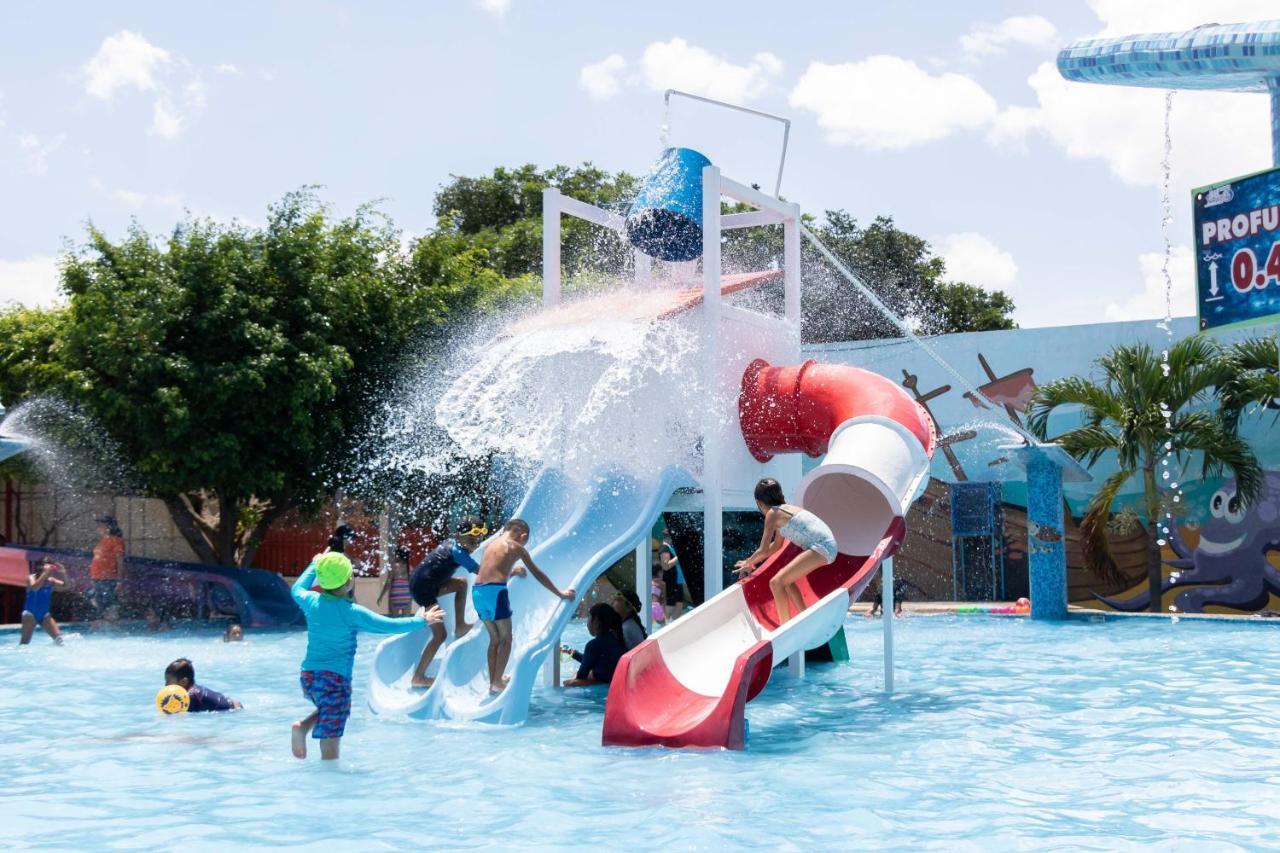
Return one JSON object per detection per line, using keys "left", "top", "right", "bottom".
{"left": 957, "top": 603, "right": 1030, "bottom": 616}
{"left": 155, "top": 684, "right": 190, "bottom": 714}
{"left": 625, "top": 147, "right": 712, "bottom": 262}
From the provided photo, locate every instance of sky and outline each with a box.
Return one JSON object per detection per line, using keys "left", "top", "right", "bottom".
{"left": 0, "top": 0, "right": 1275, "bottom": 328}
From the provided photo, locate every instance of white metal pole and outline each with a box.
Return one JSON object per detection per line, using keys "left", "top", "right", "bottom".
{"left": 543, "top": 635, "right": 561, "bottom": 688}
{"left": 701, "top": 165, "right": 724, "bottom": 603}
{"left": 633, "top": 248, "right": 651, "bottom": 288}
{"left": 635, "top": 537, "right": 651, "bottom": 632}
{"left": 883, "top": 556, "right": 895, "bottom": 693}
{"left": 542, "top": 188, "right": 562, "bottom": 307}
{"left": 783, "top": 204, "right": 801, "bottom": 328}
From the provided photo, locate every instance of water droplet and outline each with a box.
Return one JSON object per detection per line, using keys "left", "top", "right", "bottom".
{"left": 1157, "top": 538, "right": 1167, "bottom": 546}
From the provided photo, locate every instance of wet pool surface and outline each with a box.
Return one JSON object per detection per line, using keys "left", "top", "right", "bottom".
{"left": 3, "top": 614, "right": 1279, "bottom": 849}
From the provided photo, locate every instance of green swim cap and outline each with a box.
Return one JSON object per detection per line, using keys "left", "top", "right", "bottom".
{"left": 314, "top": 552, "right": 353, "bottom": 590}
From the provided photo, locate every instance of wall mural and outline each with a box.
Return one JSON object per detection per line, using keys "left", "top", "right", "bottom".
{"left": 808, "top": 316, "right": 1280, "bottom": 614}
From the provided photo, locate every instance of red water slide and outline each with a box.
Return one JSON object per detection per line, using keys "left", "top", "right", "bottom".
{"left": 602, "top": 360, "right": 934, "bottom": 750}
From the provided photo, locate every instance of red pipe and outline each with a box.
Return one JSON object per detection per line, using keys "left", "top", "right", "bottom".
{"left": 738, "top": 359, "right": 935, "bottom": 462}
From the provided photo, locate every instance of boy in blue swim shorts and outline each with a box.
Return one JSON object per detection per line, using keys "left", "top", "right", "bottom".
{"left": 19, "top": 557, "right": 65, "bottom": 645}
{"left": 290, "top": 552, "right": 443, "bottom": 760}
{"left": 473, "top": 519, "right": 575, "bottom": 695}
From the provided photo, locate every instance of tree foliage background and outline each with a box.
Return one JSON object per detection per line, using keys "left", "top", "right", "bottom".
{"left": 0, "top": 163, "right": 1015, "bottom": 565}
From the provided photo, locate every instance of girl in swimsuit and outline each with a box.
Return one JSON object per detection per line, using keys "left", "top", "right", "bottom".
{"left": 378, "top": 547, "right": 413, "bottom": 616}
{"left": 735, "top": 478, "right": 838, "bottom": 627}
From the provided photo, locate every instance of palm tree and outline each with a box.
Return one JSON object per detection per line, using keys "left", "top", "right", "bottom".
{"left": 1026, "top": 336, "right": 1261, "bottom": 613}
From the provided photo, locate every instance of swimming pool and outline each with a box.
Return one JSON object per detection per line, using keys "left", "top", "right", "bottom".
{"left": 3, "top": 615, "right": 1278, "bottom": 848}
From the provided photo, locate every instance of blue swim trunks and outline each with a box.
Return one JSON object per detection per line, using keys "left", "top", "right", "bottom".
{"left": 300, "top": 670, "right": 352, "bottom": 739}
{"left": 472, "top": 582, "right": 512, "bottom": 622}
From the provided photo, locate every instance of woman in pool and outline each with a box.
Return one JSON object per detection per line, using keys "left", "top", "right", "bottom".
{"left": 735, "top": 478, "right": 838, "bottom": 626}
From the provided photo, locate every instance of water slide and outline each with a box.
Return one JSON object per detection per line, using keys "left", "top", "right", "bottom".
{"left": 369, "top": 465, "right": 693, "bottom": 724}
{"left": 603, "top": 360, "right": 937, "bottom": 749}
{"left": 0, "top": 545, "right": 301, "bottom": 627}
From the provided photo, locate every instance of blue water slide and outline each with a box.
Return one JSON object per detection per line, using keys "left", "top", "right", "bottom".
{"left": 368, "top": 465, "right": 693, "bottom": 725}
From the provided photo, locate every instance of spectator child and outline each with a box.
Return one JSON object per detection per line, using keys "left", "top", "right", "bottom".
{"left": 378, "top": 546, "right": 413, "bottom": 617}
{"left": 611, "top": 589, "right": 647, "bottom": 650}
{"left": 563, "top": 603, "right": 626, "bottom": 687}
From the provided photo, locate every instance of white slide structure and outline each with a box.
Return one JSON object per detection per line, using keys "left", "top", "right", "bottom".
{"left": 369, "top": 465, "right": 693, "bottom": 725}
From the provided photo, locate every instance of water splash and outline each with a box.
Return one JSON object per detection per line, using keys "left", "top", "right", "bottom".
{"left": 1157, "top": 90, "right": 1181, "bottom": 611}
{"left": 369, "top": 285, "right": 709, "bottom": 493}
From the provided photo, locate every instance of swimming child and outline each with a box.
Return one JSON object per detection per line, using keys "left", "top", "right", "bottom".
{"left": 735, "top": 478, "right": 838, "bottom": 626}
{"left": 223, "top": 621, "right": 244, "bottom": 642}
{"left": 473, "top": 519, "right": 575, "bottom": 695}
{"left": 407, "top": 516, "right": 487, "bottom": 688}
{"left": 290, "top": 552, "right": 443, "bottom": 760}
{"left": 378, "top": 546, "right": 413, "bottom": 617}
{"left": 164, "top": 658, "right": 242, "bottom": 711}
{"left": 563, "top": 603, "right": 626, "bottom": 686}
{"left": 19, "top": 557, "right": 65, "bottom": 645}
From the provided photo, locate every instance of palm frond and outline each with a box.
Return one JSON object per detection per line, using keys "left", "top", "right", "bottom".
{"left": 1027, "top": 376, "right": 1124, "bottom": 440}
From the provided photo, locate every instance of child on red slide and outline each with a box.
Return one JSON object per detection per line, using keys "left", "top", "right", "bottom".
{"left": 735, "top": 478, "right": 838, "bottom": 626}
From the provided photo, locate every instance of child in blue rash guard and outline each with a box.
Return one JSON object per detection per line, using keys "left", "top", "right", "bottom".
{"left": 290, "top": 552, "right": 443, "bottom": 761}
{"left": 164, "top": 658, "right": 241, "bottom": 712}
{"left": 19, "top": 557, "right": 65, "bottom": 645}
{"left": 408, "top": 516, "right": 486, "bottom": 688}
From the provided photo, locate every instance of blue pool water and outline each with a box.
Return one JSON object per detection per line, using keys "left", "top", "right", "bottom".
{"left": 3, "top": 614, "right": 1280, "bottom": 849}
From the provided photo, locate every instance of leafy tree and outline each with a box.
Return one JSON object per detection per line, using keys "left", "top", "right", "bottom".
{"left": 41, "top": 190, "right": 462, "bottom": 566}
{"left": 1027, "top": 337, "right": 1261, "bottom": 613}
{"left": 0, "top": 306, "right": 70, "bottom": 404}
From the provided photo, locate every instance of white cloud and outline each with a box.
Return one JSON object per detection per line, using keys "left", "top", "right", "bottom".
{"left": 641, "top": 38, "right": 783, "bottom": 103}
{"left": 0, "top": 256, "right": 62, "bottom": 308}
{"left": 15, "top": 132, "right": 65, "bottom": 175}
{"left": 789, "top": 56, "right": 997, "bottom": 149}
{"left": 214, "top": 63, "right": 241, "bottom": 76}
{"left": 110, "top": 186, "right": 182, "bottom": 209}
{"left": 83, "top": 30, "right": 171, "bottom": 99}
{"left": 1086, "top": 0, "right": 1277, "bottom": 37}
{"left": 476, "top": 0, "right": 510, "bottom": 17}
{"left": 579, "top": 54, "right": 627, "bottom": 101}
{"left": 1104, "top": 246, "right": 1195, "bottom": 322}
{"left": 960, "top": 15, "right": 1058, "bottom": 59}
{"left": 995, "top": 62, "right": 1269, "bottom": 188}
{"left": 150, "top": 97, "right": 183, "bottom": 138}
{"left": 936, "top": 232, "right": 1019, "bottom": 290}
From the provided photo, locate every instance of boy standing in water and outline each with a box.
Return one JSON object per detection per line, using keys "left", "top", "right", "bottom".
{"left": 473, "top": 519, "right": 574, "bottom": 695}
{"left": 290, "top": 552, "right": 443, "bottom": 760}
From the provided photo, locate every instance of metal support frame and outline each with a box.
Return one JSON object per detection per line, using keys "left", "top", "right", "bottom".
{"left": 882, "top": 556, "right": 894, "bottom": 693}
{"left": 663, "top": 89, "right": 792, "bottom": 197}
{"left": 635, "top": 537, "right": 652, "bottom": 632}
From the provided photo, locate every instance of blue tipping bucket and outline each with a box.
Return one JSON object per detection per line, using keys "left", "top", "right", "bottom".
{"left": 625, "top": 147, "right": 712, "bottom": 262}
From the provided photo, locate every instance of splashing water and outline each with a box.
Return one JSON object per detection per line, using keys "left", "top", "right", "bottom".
{"left": 423, "top": 287, "right": 708, "bottom": 484}
{"left": 0, "top": 396, "right": 135, "bottom": 494}
{"left": 1157, "top": 91, "right": 1181, "bottom": 594}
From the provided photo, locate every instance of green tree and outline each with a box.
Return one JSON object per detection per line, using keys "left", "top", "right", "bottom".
{"left": 44, "top": 191, "right": 455, "bottom": 566}
{"left": 1027, "top": 337, "right": 1262, "bottom": 613}
{"left": 0, "top": 306, "right": 70, "bottom": 404}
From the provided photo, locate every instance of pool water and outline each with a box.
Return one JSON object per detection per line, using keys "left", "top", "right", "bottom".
{"left": 4, "top": 615, "right": 1280, "bottom": 849}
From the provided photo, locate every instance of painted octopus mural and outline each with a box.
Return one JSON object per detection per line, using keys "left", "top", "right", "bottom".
{"left": 1100, "top": 471, "right": 1280, "bottom": 613}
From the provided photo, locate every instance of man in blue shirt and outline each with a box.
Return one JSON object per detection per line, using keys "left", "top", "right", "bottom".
{"left": 290, "top": 552, "right": 441, "bottom": 761}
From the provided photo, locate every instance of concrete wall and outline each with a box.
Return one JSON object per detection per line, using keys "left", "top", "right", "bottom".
{"left": 2, "top": 480, "right": 199, "bottom": 563}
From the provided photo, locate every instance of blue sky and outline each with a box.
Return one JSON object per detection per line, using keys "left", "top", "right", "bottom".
{"left": 0, "top": 1, "right": 1275, "bottom": 327}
